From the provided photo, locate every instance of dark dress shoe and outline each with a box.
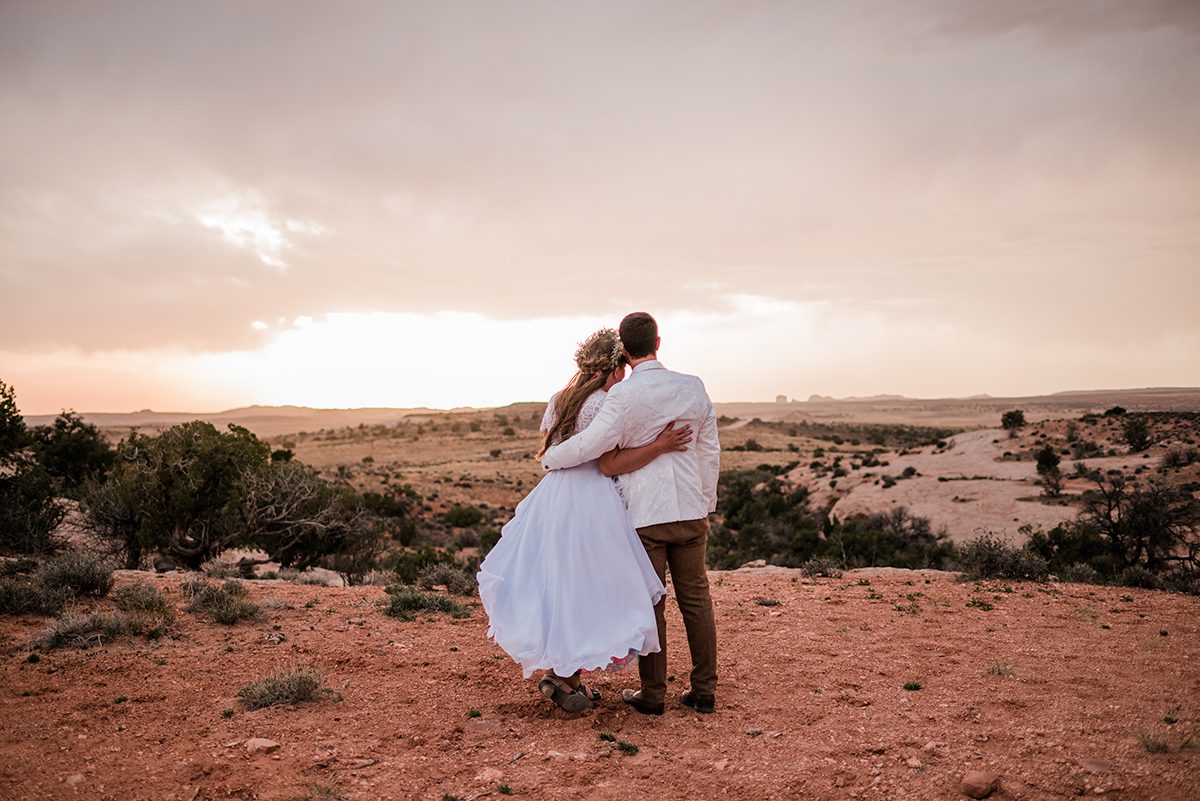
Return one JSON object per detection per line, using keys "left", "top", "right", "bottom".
{"left": 681, "top": 691, "right": 715, "bottom": 714}
{"left": 621, "top": 689, "right": 664, "bottom": 716}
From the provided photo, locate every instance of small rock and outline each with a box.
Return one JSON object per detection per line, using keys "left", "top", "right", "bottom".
{"left": 960, "top": 770, "right": 1001, "bottom": 799}
{"left": 746, "top": 728, "right": 762, "bottom": 737}
{"left": 244, "top": 738, "right": 280, "bottom": 754}
{"left": 713, "top": 759, "right": 729, "bottom": 771}
{"left": 906, "top": 757, "right": 922, "bottom": 768}
{"left": 740, "top": 559, "right": 768, "bottom": 569}
{"left": 1079, "top": 758, "right": 1114, "bottom": 775}
{"left": 64, "top": 774, "right": 84, "bottom": 786}
{"left": 475, "top": 767, "right": 503, "bottom": 783}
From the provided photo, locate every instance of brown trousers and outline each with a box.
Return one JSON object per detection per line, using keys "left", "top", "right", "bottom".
{"left": 636, "top": 518, "right": 718, "bottom": 705}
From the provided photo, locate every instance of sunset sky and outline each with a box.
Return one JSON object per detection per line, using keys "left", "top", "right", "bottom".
{"left": 3, "top": 1, "right": 1198, "bottom": 414}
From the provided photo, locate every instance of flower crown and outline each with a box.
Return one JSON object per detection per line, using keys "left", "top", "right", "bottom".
{"left": 574, "top": 327, "right": 625, "bottom": 375}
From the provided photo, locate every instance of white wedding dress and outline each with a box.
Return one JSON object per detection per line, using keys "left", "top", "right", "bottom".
{"left": 477, "top": 389, "right": 665, "bottom": 678}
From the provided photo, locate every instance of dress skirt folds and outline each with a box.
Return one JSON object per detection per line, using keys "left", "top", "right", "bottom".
{"left": 477, "top": 460, "right": 665, "bottom": 678}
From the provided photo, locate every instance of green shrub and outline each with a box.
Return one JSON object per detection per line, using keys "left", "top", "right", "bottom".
{"left": 1071, "top": 440, "right": 1104, "bottom": 459}
{"left": 1117, "top": 565, "right": 1160, "bottom": 590}
{"left": 0, "top": 381, "right": 66, "bottom": 555}
{"left": 1162, "top": 447, "right": 1199, "bottom": 469}
{"left": 799, "top": 557, "right": 843, "bottom": 578}
{"left": 112, "top": 581, "right": 173, "bottom": 616}
{"left": 1138, "top": 734, "right": 1169, "bottom": 754}
{"left": 0, "top": 578, "right": 69, "bottom": 616}
{"left": 34, "top": 610, "right": 145, "bottom": 649}
{"left": 1122, "top": 416, "right": 1151, "bottom": 452}
{"left": 28, "top": 410, "right": 115, "bottom": 493}
{"left": 237, "top": 666, "right": 336, "bottom": 709}
{"left": 1079, "top": 474, "right": 1199, "bottom": 575}
{"left": 184, "top": 578, "right": 261, "bottom": 624}
{"left": 382, "top": 545, "right": 456, "bottom": 584}
{"left": 1160, "top": 570, "right": 1200, "bottom": 595}
{"left": 242, "top": 460, "right": 368, "bottom": 571}
{"left": 1026, "top": 522, "right": 1117, "bottom": 579}
{"left": 89, "top": 422, "right": 271, "bottom": 569}
{"left": 1000, "top": 410, "right": 1026, "bottom": 430}
{"left": 0, "top": 456, "right": 65, "bottom": 555}
{"left": 442, "top": 505, "right": 484, "bottom": 528}
{"left": 956, "top": 534, "right": 1049, "bottom": 581}
{"left": 415, "top": 564, "right": 478, "bottom": 596}
{"left": 1060, "top": 563, "right": 1103, "bottom": 585}
{"left": 382, "top": 585, "right": 471, "bottom": 620}
{"left": 1035, "top": 445, "right": 1062, "bottom": 497}
{"left": 34, "top": 552, "right": 114, "bottom": 598}
{"left": 824, "top": 508, "right": 954, "bottom": 570}
{"left": 479, "top": 528, "right": 501, "bottom": 556}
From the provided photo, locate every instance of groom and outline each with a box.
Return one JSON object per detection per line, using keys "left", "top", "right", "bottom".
{"left": 541, "top": 312, "right": 720, "bottom": 715}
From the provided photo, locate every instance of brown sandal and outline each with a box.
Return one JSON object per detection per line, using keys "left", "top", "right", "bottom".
{"left": 538, "top": 676, "right": 593, "bottom": 713}
{"left": 576, "top": 684, "right": 602, "bottom": 703}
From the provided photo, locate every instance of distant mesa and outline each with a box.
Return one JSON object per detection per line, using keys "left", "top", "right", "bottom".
{"left": 775, "top": 394, "right": 789, "bottom": 404}
{"left": 806, "top": 393, "right": 909, "bottom": 403}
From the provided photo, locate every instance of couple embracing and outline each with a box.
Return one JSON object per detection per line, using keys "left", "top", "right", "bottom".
{"left": 478, "top": 312, "right": 720, "bottom": 716}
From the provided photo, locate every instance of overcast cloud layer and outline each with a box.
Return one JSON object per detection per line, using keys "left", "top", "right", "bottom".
{"left": 2, "top": 1, "right": 1198, "bottom": 412}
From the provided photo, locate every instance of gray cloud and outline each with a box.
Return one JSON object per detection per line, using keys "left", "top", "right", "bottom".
{"left": 1, "top": 1, "right": 1197, "bottom": 376}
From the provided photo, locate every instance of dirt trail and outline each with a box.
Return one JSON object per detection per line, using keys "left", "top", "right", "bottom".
{"left": 2, "top": 569, "right": 1198, "bottom": 801}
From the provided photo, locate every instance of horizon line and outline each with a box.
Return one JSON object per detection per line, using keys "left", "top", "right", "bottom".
{"left": 18, "top": 385, "right": 1200, "bottom": 419}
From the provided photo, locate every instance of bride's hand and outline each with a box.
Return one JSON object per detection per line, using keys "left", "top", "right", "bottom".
{"left": 654, "top": 421, "right": 693, "bottom": 454}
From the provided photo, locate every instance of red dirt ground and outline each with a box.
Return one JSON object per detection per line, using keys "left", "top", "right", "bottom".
{"left": 2, "top": 567, "right": 1198, "bottom": 801}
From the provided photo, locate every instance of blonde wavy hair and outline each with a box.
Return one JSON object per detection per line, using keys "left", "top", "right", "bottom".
{"left": 537, "top": 328, "right": 626, "bottom": 459}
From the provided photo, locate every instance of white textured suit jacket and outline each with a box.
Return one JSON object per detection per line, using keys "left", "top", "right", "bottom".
{"left": 541, "top": 360, "right": 720, "bottom": 529}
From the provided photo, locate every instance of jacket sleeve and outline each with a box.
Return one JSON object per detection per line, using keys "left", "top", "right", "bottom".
{"left": 540, "top": 389, "right": 625, "bottom": 471}
{"left": 695, "top": 388, "right": 721, "bottom": 512}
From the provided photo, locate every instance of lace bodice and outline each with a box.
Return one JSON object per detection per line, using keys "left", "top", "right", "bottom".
{"left": 541, "top": 390, "right": 608, "bottom": 444}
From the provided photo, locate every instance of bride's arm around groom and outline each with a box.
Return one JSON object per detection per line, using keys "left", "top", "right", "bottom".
{"left": 539, "top": 382, "right": 630, "bottom": 471}
{"left": 541, "top": 357, "right": 720, "bottom": 522}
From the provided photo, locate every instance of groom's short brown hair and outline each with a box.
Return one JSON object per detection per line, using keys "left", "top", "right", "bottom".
{"left": 619, "top": 312, "right": 658, "bottom": 359}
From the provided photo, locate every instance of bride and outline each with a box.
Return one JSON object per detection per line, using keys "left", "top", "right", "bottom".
{"left": 477, "top": 327, "right": 690, "bottom": 712}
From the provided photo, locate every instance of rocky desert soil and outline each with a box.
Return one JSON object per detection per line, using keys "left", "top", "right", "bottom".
{"left": 2, "top": 567, "right": 1198, "bottom": 801}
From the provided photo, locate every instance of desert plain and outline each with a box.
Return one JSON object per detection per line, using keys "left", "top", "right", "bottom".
{"left": 5, "top": 387, "right": 1200, "bottom": 800}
